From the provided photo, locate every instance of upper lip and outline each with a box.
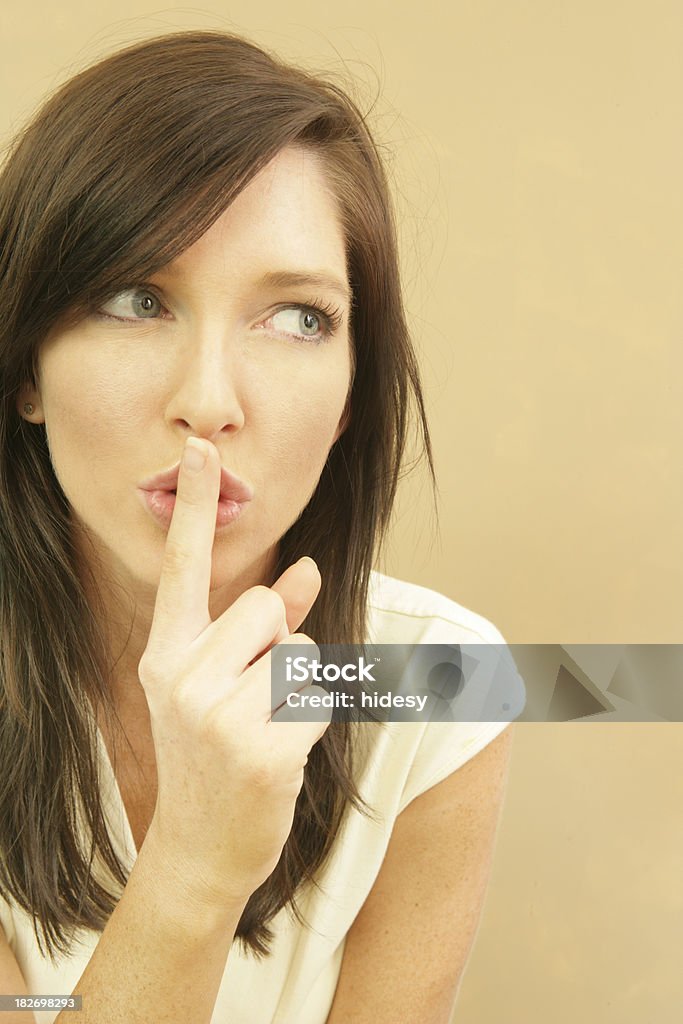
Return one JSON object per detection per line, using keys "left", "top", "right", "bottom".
{"left": 139, "top": 462, "right": 253, "bottom": 503}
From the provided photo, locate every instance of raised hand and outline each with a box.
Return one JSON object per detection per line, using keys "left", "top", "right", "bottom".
{"left": 138, "top": 436, "right": 331, "bottom": 910}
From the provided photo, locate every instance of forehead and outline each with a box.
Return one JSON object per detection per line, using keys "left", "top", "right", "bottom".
{"left": 164, "top": 146, "right": 349, "bottom": 289}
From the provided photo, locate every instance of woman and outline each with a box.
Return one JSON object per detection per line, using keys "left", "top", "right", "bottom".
{"left": 0, "top": 30, "right": 519, "bottom": 1024}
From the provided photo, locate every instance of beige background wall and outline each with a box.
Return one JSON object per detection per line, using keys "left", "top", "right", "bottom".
{"left": 1, "top": 2, "right": 681, "bottom": 1021}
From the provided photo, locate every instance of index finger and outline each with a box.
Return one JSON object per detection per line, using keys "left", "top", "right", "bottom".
{"left": 147, "top": 436, "right": 220, "bottom": 653}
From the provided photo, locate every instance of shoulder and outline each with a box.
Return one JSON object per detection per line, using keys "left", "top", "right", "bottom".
{"left": 364, "top": 571, "right": 526, "bottom": 770}
{"left": 367, "top": 570, "right": 508, "bottom": 645}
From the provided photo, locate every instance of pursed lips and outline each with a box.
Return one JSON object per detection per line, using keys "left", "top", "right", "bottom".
{"left": 139, "top": 462, "right": 254, "bottom": 504}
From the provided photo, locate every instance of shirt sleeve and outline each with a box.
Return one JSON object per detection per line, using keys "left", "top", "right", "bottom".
{"left": 365, "top": 574, "right": 526, "bottom": 816}
{"left": 395, "top": 625, "right": 525, "bottom": 813}
{"left": 398, "top": 719, "right": 513, "bottom": 813}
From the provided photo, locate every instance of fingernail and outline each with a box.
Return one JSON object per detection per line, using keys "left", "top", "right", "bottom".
{"left": 298, "top": 556, "right": 318, "bottom": 570}
{"left": 183, "top": 438, "right": 207, "bottom": 473}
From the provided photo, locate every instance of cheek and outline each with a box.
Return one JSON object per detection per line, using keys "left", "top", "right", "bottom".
{"left": 258, "top": 379, "right": 347, "bottom": 472}
{"left": 40, "top": 350, "right": 145, "bottom": 466}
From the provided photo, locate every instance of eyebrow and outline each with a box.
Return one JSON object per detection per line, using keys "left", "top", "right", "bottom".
{"left": 257, "top": 270, "right": 352, "bottom": 304}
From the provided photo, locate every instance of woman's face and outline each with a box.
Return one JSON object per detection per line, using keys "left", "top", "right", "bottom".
{"left": 20, "top": 145, "right": 352, "bottom": 613}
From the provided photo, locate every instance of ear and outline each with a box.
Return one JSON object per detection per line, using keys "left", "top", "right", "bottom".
{"left": 16, "top": 381, "right": 45, "bottom": 423}
{"left": 332, "top": 399, "right": 352, "bottom": 444}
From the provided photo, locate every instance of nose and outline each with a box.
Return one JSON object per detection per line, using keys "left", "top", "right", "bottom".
{"left": 164, "top": 324, "right": 246, "bottom": 440}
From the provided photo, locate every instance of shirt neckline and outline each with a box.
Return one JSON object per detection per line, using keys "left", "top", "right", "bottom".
{"left": 94, "top": 722, "right": 140, "bottom": 863}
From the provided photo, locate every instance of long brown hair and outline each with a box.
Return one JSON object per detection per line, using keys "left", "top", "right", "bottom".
{"left": 0, "top": 31, "right": 434, "bottom": 960}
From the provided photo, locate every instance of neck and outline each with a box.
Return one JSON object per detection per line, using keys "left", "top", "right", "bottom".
{"left": 74, "top": 528, "right": 277, "bottom": 725}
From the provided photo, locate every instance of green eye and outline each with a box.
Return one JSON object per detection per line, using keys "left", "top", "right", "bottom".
{"left": 99, "top": 288, "right": 164, "bottom": 320}
{"left": 271, "top": 308, "right": 322, "bottom": 337}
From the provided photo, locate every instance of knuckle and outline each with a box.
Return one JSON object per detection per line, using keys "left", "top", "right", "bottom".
{"left": 137, "top": 651, "right": 166, "bottom": 689}
{"left": 246, "top": 752, "right": 283, "bottom": 790}
{"left": 200, "top": 707, "right": 224, "bottom": 747}
{"left": 169, "top": 682, "right": 195, "bottom": 717}
{"left": 162, "top": 540, "right": 194, "bottom": 575}
{"left": 138, "top": 639, "right": 178, "bottom": 682}
{"left": 246, "top": 759, "right": 274, "bottom": 789}
{"left": 167, "top": 682, "right": 210, "bottom": 734}
{"left": 286, "top": 633, "right": 320, "bottom": 659}
{"left": 249, "top": 586, "right": 286, "bottom": 625}
{"left": 175, "top": 486, "right": 205, "bottom": 511}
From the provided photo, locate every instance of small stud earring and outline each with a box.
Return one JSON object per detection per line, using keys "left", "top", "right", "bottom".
{"left": 23, "top": 403, "right": 34, "bottom": 415}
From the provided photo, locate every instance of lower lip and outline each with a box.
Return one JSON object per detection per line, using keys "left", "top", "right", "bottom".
{"left": 138, "top": 489, "right": 248, "bottom": 530}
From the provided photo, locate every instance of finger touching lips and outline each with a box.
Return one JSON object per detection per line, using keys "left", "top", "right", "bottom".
{"left": 148, "top": 437, "right": 220, "bottom": 653}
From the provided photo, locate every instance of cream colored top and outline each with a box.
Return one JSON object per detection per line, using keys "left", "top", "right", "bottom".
{"left": 0, "top": 571, "right": 524, "bottom": 1023}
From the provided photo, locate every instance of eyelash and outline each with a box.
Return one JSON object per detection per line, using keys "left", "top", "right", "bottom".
{"left": 274, "top": 296, "right": 344, "bottom": 344}
{"left": 95, "top": 288, "right": 344, "bottom": 343}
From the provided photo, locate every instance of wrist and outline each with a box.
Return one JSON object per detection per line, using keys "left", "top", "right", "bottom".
{"left": 135, "top": 825, "right": 251, "bottom": 934}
